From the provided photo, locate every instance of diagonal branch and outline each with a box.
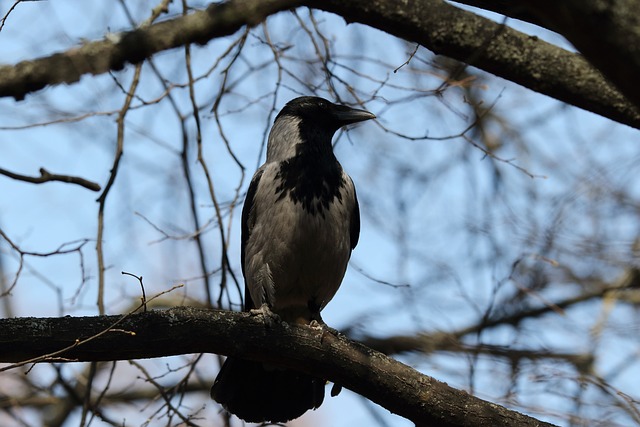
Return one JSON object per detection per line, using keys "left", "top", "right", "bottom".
{"left": 0, "top": 0, "right": 302, "bottom": 100}
{"left": 459, "top": 0, "right": 640, "bottom": 110}
{"left": 1, "top": 0, "right": 639, "bottom": 130}
{"left": 309, "top": 0, "right": 640, "bottom": 129}
{"left": 519, "top": 0, "right": 640, "bottom": 109}
{"left": 357, "top": 269, "right": 640, "bottom": 377}
{"left": 0, "top": 307, "right": 557, "bottom": 427}
{"left": 449, "top": 1, "right": 549, "bottom": 30}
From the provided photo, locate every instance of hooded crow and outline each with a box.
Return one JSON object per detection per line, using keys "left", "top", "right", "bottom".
{"left": 211, "top": 96, "right": 375, "bottom": 423}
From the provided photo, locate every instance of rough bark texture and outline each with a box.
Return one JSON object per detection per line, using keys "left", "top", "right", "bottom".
{"left": 310, "top": 0, "right": 640, "bottom": 128}
{"left": 0, "top": 307, "right": 557, "bottom": 427}
{"left": 450, "top": 1, "right": 549, "bottom": 30}
{"left": 0, "top": 0, "right": 639, "bottom": 129}
{"left": 451, "top": 0, "right": 640, "bottom": 119}
{"left": 521, "top": 0, "right": 640, "bottom": 108}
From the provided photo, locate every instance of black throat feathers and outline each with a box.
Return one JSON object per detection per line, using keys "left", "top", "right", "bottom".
{"left": 274, "top": 148, "right": 346, "bottom": 216}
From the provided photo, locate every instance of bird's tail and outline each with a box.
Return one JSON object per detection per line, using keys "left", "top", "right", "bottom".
{"left": 211, "top": 357, "right": 326, "bottom": 423}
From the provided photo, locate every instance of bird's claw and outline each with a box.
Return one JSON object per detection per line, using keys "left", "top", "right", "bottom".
{"left": 309, "top": 319, "right": 339, "bottom": 335}
{"left": 249, "top": 304, "right": 281, "bottom": 327}
{"left": 308, "top": 319, "right": 324, "bottom": 330}
{"left": 308, "top": 319, "right": 340, "bottom": 345}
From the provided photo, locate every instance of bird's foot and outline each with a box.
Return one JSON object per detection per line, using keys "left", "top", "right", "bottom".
{"left": 308, "top": 319, "right": 341, "bottom": 347}
{"left": 308, "top": 319, "right": 324, "bottom": 330}
{"left": 309, "top": 319, "right": 339, "bottom": 335}
{"left": 249, "top": 303, "right": 281, "bottom": 327}
{"left": 308, "top": 315, "right": 343, "bottom": 397}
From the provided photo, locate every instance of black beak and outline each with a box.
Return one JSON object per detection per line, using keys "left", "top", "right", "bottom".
{"left": 333, "top": 106, "right": 376, "bottom": 126}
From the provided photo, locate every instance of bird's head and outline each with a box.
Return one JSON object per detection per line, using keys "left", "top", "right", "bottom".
{"left": 277, "top": 96, "right": 375, "bottom": 132}
{"left": 268, "top": 96, "right": 375, "bottom": 161}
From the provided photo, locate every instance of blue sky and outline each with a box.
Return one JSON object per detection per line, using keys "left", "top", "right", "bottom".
{"left": 2, "top": 1, "right": 640, "bottom": 426}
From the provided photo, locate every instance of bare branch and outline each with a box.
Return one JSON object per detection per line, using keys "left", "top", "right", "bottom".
{"left": 0, "top": 0, "right": 44, "bottom": 33}
{"left": 520, "top": 0, "right": 640, "bottom": 108}
{"left": 450, "top": 1, "right": 549, "bottom": 30}
{"left": 0, "top": 0, "right": 302, "bottom": 100}
{"left": 361, "top": 333, "right": 594, "bottom": 372}
{"left": 309, "top": 0, "right": 640, "bottom": 129}
{"left": 0, "top": 167, "right": 100, "bottom": 191}
{"left": 0, "top": 307, "right": 558, "bottom": 427}
{"left": 1, "top": 0, "right": 639, "bottom": 130}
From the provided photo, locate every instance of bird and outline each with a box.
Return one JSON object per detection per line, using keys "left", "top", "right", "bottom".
{"left": 210, "top": 96, "right": 375, "bottom": 423}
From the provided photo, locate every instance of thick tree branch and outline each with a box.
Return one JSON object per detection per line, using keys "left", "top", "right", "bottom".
{"left": 0, "top": 307, "right": 557, "bottom": 427}
{"left": 1, "top": 0, "right": 639, "bottom": 130}
{"left": 0, "top": 0, "right": 301, "bottom": 100}
{"left": 430, "top": 1, "right": 640, "bottom": 113}
{"left": 450, "top": 1, "right": 549, "bottom": 30}
{"left": 520, "top": 0, "right": 640, "bottom": 109}
{"left": 310, "top": 0, "right": 640, "bottom": 129}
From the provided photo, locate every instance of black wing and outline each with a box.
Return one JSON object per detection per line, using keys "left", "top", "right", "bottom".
{"left": 349, "top": 178, "right": 360, "bottom": 250}
{"left": 241, "top": 168, "right": 264, "bottom": 311}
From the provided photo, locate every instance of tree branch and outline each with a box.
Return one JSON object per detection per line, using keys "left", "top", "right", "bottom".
{"left": 456, "top": 0, "right": 640, "bottom": 111}
{"left": 449, "top": 1, "right": 549, "bottom": 30}
{"left": 2, "top": 0, "right": 638, "bottom": 130}
{"left": 310, "top": 0, "right": 640, "bottom": 129}
{"left": 520, "top": 0, "right": 640, "bottom": 109}
{"left": 357, "top": 270, "right": 640, "bottom": 377}
{"left": 361, "top": 333, "right": 594, "bottom": 372}
{"left": 0, "top": 167, "right": 100, "bottom": 191}
{"left": 0, "top": 0, "right": 302, "bottom": 100}
{"left": 0, "top": 307, "right": 557, "bottom": 427}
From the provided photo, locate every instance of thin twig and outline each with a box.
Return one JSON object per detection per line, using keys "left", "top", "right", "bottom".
{"left": 122, "top": 271, "right": 147, "bottom": 312}
{"left": 0, "top": 167, "right": 100, "bottom": 191}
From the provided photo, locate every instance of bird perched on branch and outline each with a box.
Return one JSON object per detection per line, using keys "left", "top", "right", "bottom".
{"left": 211, "top": 96, "right": 375, "bottom": 423}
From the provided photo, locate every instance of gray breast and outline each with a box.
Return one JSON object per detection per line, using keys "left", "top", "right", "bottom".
{"left": 243, "top": 163, "right": 355, "bottom": 319}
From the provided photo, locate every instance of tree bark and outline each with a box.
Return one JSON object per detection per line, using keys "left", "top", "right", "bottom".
{"left": 453, "top": 0, "right": 640, "bottom": 112}
{"left": 521, "top": 0, "right": 640, "bottom": 108}
{"left": 0, "top": 0, "right": 302, "bottom": 100}
{"left": 450, "top": 1, "right": 548, "bottom": 29}
{"left": 310, "top": 0, "right": 640, "bottom": 128}
{"left": 0, "top": 307, "right": 558, "bottom": 427}
{"left": 0, "top": 0, "right": 638, "bottom": 129}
